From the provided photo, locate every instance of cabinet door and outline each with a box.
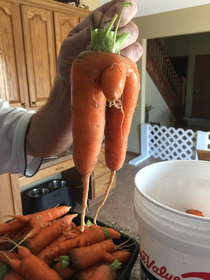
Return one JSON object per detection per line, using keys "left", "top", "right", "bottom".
{"left": 21, "top": 5, "right": 56, "bottom": 108}
{"left": 54, "top": 12, "right": 79, "bottom": 57}
{"left": 0, "top": 0, "right": 28, "bottom": 108}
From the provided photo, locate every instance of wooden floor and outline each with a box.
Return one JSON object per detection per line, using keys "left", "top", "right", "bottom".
{"left": 74, "top": 153, "right": 163, "bottom": 234}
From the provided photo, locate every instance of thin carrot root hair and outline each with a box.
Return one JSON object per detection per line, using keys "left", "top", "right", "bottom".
{"left": 0, "top": 237, "right": 18, "bottom": 249}
{"left": 80, "top": 174, "right": 91, "bottom": 232}
{"left": 93, "top": 170, "right": 116, "bottom": 225}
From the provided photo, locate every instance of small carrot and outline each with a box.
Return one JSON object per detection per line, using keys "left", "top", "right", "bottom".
{"left": 52, "top": 258, "right": 75, "bottom": 280}
{"left": 88, "top": 260, "right": 121, "bottom": 280}
{"left": 111, "top": 250, "right": 131, "bottom": 265}
{"left": 0, "top": 251, "right": 20, "bottom": 265}
{"left": 186, "top": 209, "right": 204, "bottom": 217}
{"left": 21, "top": 214, "right": 77, "bottom": 255}
{"left": 67, "top": 239, "right": 115, "bottom": 270}
{"left": 9, "top": 246, "right": 62, "bottom": 280}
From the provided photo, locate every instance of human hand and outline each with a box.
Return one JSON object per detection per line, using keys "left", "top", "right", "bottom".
{"left": 57, "top": 0, "right": 143, "bottom": 82}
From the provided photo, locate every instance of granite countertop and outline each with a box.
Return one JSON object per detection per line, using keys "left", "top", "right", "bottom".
{"left": 105, "top": 222, "right": 140, "bottom": 280}
{"left": 41, "top": 145, "right": 73, "bottom": 168}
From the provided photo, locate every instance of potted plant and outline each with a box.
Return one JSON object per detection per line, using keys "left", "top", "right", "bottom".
{"left": 145, "top": 104, "right": 154, "bottom": 123}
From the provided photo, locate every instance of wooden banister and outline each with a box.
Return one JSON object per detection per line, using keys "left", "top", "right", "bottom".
{"left": 147, "top": 38, "right": 187, "bottom": 125}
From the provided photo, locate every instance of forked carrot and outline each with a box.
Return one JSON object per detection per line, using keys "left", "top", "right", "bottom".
{"left": 71, "top": 2, "right": 139, "bottom": 231}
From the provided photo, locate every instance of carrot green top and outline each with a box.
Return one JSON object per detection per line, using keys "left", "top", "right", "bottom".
{"left": 86, "top": 2, "right": 132, "bottom": 54}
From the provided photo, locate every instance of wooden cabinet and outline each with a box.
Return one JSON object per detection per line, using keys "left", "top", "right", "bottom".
{"left": 54, "top": 12, "right": 79, "bottom": 57}
{"left": 0, "top": 0, "right": 28, "bottom": 108}
{"left": 0, "top": 0, "right": 90, "bottom": 110}
{"left": 62, "top": 147, "right": 116, "bottom": 207}
{"left": 21, "top": 5, "right": 57, "bottom": 109}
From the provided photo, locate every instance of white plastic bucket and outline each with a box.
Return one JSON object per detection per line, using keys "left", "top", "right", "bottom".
{"left": 134, "top": 160, "right": 210, "bottom": 280}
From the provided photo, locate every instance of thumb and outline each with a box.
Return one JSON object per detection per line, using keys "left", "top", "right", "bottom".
{"left": 57, "top": 26, "right": 91, "bottom": 83}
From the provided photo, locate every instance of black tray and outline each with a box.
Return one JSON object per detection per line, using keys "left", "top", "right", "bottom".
{"left": 69, "top": 210, "right": 140, "bottom": 280}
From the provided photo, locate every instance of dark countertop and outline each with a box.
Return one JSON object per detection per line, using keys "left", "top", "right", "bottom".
{"left": 41, "top": 145, "right": 73, "bottom": 168}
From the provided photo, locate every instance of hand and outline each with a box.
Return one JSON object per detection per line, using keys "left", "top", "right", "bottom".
{"left": 57, "top": 0, "right": 143, "bottom": 82}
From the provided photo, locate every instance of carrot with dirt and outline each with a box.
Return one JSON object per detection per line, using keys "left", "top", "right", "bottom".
{"left": 65, "top": 239, "right": 116, "bottom": 270}
{"left": 36, "top": 233, "right": 67, "bottom": 266}
{"left": 20, "top": 213, "right": 77, "bottom": 255}
{"left": 4, "top": 246, "right": 62, "bottom": 280}
{"left": 71, "top": 2, "right": 139, "bottom": 231}
{"left": 71, "top": 250, "right": 131, "bottom": 280}
{"left": 46, "top": 224, "right": 120, "bottom": 259}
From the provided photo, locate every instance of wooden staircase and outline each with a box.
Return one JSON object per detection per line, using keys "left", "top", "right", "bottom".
{"left": 147, "top": 39, "right": 187, "bottom": 127}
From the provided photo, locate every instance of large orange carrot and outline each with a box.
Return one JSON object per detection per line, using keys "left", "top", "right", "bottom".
{"left": 21, "top": 214, "right": 77, "bottom": 255}
{"left": 9, "top": 246, "right": 62, "bottom": 280}
{"left": 71, "top": 250, "right": 130, "bottom": 280}
{"left": 0, "top": 206, "right": 71, "bottom": 237}
{"left": 67, "top": 239, "right": 115, "bottom": 270}
{"left": 71, "top": 2, "right": 139, "bottom": 230}
{"left": 36, "top": 233, "right": 66, "bottom": 266}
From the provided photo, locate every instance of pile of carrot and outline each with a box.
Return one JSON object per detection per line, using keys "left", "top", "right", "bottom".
{"left": 0, "top": 206, "right": 133, "bottom": 280}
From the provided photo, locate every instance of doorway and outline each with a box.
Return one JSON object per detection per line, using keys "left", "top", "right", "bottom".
{"left": 192, "top": 54, "right": 210, "bottom": 119}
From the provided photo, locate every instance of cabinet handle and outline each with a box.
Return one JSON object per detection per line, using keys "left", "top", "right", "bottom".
{"left": 32, "top": 101, "right": 36, "bottom": 106}
{"left": 55, "top": 166, "right": 64, "bottom": 171}
{"left": 21, "top": 103, "right": 26, "bottom": 107}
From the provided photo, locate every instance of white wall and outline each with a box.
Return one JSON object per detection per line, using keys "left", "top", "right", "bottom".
{"left": 80, "top": 0, "right": 101, "bottom": 10}
{"left": 101, "top": 0, "right": 210, "bottom": 17}
{"left": 145, "top": 73, "right": 176, "bottom": 127}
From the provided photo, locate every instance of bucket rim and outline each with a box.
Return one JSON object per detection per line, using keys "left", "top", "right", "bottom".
{"left": 134, "top": 160, "right": 210, "bottom": 221}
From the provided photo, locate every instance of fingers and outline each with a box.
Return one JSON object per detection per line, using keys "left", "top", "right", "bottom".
{"left": 99, "top": 0, "right": 138, "bottom": 29}
{"left": 120, "top": 42, "right": 143, "bottom": 63}
{"left": 70, "top": 0, "right": 137, "bottom": 34}
{"left": 118, "top": 21, "right": 139, "bottom": 50}
{"left": 57, "top": 26, "right": 91, "bottom": 82}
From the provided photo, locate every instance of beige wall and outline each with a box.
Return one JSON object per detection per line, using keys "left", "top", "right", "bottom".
{"left": 127, "top": 4, "right": 210, "bottom": 154}
{"left": 80, "top": 0, "right": 101, "bottom": 10}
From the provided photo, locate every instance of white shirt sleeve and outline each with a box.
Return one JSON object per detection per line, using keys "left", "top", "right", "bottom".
{"left": 0, "top": 99, "right": 43, "bottom": 177}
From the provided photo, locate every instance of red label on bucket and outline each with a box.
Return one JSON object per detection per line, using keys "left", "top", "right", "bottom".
{"left": 140, "top": 250, "right": 210, "bottom": 280}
